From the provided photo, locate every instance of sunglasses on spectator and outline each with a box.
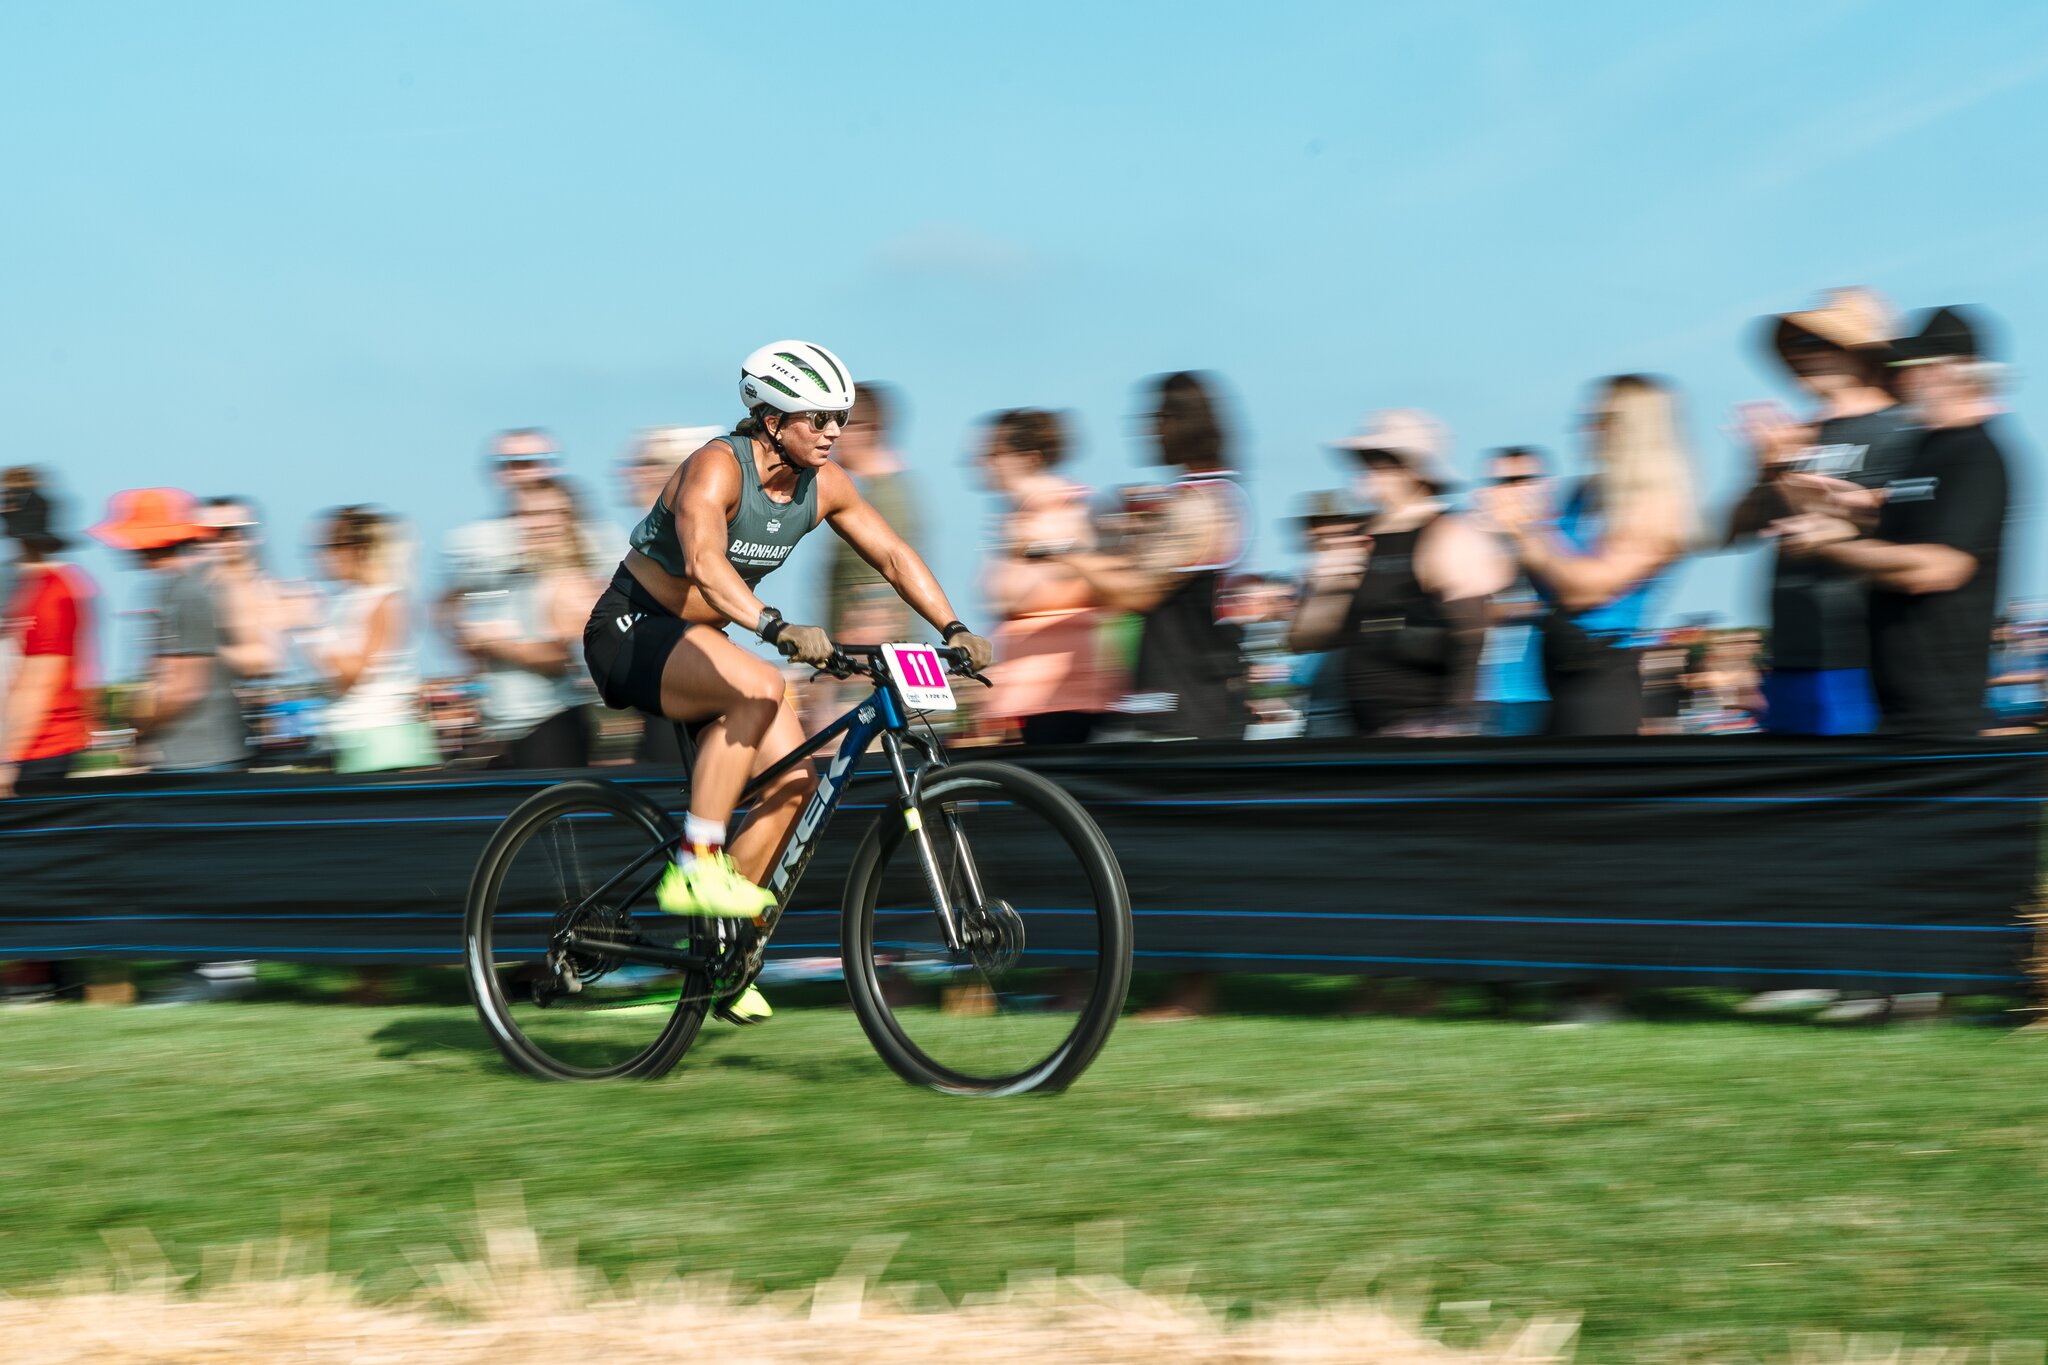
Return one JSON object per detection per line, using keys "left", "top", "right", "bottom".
{"left": 213, "top": 522, "right": 258, "bottom": 539}
{"left": 1490, "top": 473, "right": 1539, "bottom": 486}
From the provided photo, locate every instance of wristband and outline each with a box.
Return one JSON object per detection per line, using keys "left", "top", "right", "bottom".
{"left": 756, "top": 607, "right": 786, "bottom": 643}
{"left": 940, "top": 620, "right": 970, "bottom": 641}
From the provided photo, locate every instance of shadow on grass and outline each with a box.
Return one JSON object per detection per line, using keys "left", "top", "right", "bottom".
{"left": 369, "top": 1015, "right": 503, "bottom": 1063}
{"left": 368, "top": 1012, "right": 769, "bottom": 1077}
{"left": 702, "top": 1048, "right": 878, "bottom": 1084}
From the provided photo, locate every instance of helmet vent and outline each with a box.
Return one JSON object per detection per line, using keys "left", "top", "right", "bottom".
{"left": 775, "top": 352, "right": 829, "bottom": 392}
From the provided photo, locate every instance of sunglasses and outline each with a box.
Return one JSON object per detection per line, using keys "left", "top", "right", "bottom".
{"left": 1490, "top": 473, "right": 1539, "bottom": 487}
{"left": 793, "top": 410, "right": 847, "bottom": 432}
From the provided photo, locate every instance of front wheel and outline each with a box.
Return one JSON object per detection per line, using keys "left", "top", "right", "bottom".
{"left": 841, "top": 761, "right": 1133, "bottom": 1095}
{"left": 464, "top": 779, "right": 709, "bottom": 1081}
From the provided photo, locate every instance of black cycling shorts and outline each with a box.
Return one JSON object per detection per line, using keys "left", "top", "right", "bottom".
{"left": 584, "top": 562, "right": 704, "bottom": 717}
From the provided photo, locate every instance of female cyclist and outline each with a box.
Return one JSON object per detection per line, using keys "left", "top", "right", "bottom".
{"left": 582, "top": 342, "right": 993, "bottom": 1016}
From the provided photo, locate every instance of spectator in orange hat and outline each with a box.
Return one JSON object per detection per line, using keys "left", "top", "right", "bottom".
{"left": 89, "top": 488, "right": 249, "bottom": 772}
{"left": 2, "top": 468, "right": 99, "bottom": 797}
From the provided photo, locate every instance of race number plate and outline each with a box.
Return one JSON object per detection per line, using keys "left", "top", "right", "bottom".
{"left": 881, "top": 643, "right": 957, "bottom": 711}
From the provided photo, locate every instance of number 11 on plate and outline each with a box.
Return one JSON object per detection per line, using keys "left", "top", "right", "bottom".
{"left": 881, "top": 643, "right": 958, "bottom": 711}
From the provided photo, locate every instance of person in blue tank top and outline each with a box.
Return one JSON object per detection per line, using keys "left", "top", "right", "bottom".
{"left": 1475, "top": 374, "right": 1699, "bottom": 736}
{"left": 583, "top": 342, "right": 992, "bottom": 1022}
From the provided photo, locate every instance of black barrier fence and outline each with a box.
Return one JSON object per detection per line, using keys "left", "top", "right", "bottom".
{"left": 1, "top": 738, "right": 2043, "bottom": 991}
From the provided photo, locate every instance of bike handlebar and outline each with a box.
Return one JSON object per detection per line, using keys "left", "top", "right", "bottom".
{"left": 778, "top": 639, "right": 993, "bottom": 688}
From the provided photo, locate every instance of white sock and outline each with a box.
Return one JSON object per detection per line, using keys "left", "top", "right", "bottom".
{"left": 680, "top": 814, "right": 728, "bottom": 867}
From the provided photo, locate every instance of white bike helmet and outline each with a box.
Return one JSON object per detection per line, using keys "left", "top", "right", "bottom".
{"left": 738, "top": 340, "right": 855, "bottom": 417}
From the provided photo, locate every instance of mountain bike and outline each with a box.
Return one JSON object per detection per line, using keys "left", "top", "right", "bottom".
{"left": 462, "top": 642, "right": 1133, "bottom": 1096}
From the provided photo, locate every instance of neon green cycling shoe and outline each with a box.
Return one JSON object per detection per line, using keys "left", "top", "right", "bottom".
{"left": 656, "top": 853, "right": 776, "bottom": 919}
{"left": 714, "top": 984, "right": 773, "bottom": 1027}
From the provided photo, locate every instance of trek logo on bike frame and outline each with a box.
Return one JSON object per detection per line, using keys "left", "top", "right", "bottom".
{"left": 768, "top": 707, "right": 886, "bottom": 898}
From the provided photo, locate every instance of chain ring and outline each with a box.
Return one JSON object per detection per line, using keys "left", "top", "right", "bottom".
{"left": 691, "top": 916, "right": 760, "bottom": 996}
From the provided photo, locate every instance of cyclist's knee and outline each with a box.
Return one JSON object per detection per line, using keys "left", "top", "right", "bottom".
{"left": 733, "top": 656, "right": 785, "bottom": 709}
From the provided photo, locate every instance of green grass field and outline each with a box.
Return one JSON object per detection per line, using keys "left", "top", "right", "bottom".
{"left": 5, "top": 997, "right": 2048, "bottom": 1362}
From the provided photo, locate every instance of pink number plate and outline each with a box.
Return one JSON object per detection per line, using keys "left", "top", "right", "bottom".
{"left": 881, "top": 643, "right": 957, "bottom": 711}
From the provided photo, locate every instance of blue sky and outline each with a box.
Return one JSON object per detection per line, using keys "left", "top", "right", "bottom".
{"left": 5, "top": 0, "right": 2045, "bottom": 677}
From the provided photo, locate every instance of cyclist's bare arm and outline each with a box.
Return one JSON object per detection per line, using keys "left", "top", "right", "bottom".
{"left": 670, "top": 443, "right": 778, "bottom": 631}
{"left": 817, "top": 462, "right": 966, "bottom": 634}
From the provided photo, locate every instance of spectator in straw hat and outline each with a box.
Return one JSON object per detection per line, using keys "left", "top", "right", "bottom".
{"left": 1727, "top": 288, "right": 1918, "bottom": 735}
{"left": 89, "top": 488, "right": 249, "bottom": 772}
{"left": 1773, "top": 306, "right": 2014, "bottom": 737}
{"left": 2, "top": 468, "right": 99, "bottom": 798}
{"left": 1291, "top": 409, "right": 1509, "bottom": 736}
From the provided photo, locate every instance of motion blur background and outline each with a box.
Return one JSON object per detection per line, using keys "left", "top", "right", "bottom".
{"left": 8, "top": 0, "right": 2046, "bottom": 672}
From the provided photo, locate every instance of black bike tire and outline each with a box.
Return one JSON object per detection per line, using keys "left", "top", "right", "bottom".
{"left": 840, "top": 760, "right": 1133, "bottom": 1096}
{"left": 463, "top": 778, "right": 708, "bottom": 1082}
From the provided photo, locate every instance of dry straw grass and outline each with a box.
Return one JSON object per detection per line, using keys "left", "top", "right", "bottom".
{"left": 2, "top": 1194, "right": 2031, "bottom": 1363}
{"left": 0, "top": 1192, "right": 1578, "bottom": 1364}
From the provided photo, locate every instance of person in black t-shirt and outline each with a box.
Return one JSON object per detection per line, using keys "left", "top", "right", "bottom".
{"left": 1771, "top": 306, "right": 2013, "bottom": 737}
{"left": 1289, "top": 409, "right": 1510, "bottom": 736}
{"left": 1727, "top": 288, "right": 1917, "bottom": 734}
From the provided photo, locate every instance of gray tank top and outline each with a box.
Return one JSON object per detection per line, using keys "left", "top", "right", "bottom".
{"left": 629, "top": 433, "right": 821, "bottom": 588}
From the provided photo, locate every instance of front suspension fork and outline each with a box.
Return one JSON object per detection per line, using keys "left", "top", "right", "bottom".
{"left": 881, "top": 732, "right": 988, "bottom": 953}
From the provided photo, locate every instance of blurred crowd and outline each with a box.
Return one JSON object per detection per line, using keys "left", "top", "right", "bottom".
{"left": 0, "top": 291, "right": 2036, "bottom": 798}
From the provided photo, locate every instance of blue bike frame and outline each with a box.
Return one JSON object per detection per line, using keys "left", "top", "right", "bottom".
{"left": 727, "top": 674, "right": 971, "bottom": 954}
{"left": 554, "top": 664, "right": 976, "bottom": 977}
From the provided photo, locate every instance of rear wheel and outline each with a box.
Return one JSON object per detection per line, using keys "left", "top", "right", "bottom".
{"left": 841, "top": 761, "right": 1132, "bottom": 1095}
{"left": 463, "top": 779, "right": 710, "bottom": 1080}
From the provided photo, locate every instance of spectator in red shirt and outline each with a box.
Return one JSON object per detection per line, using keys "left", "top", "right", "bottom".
{"left": 1, "top": 468, "right": 96, "bottom": 798}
